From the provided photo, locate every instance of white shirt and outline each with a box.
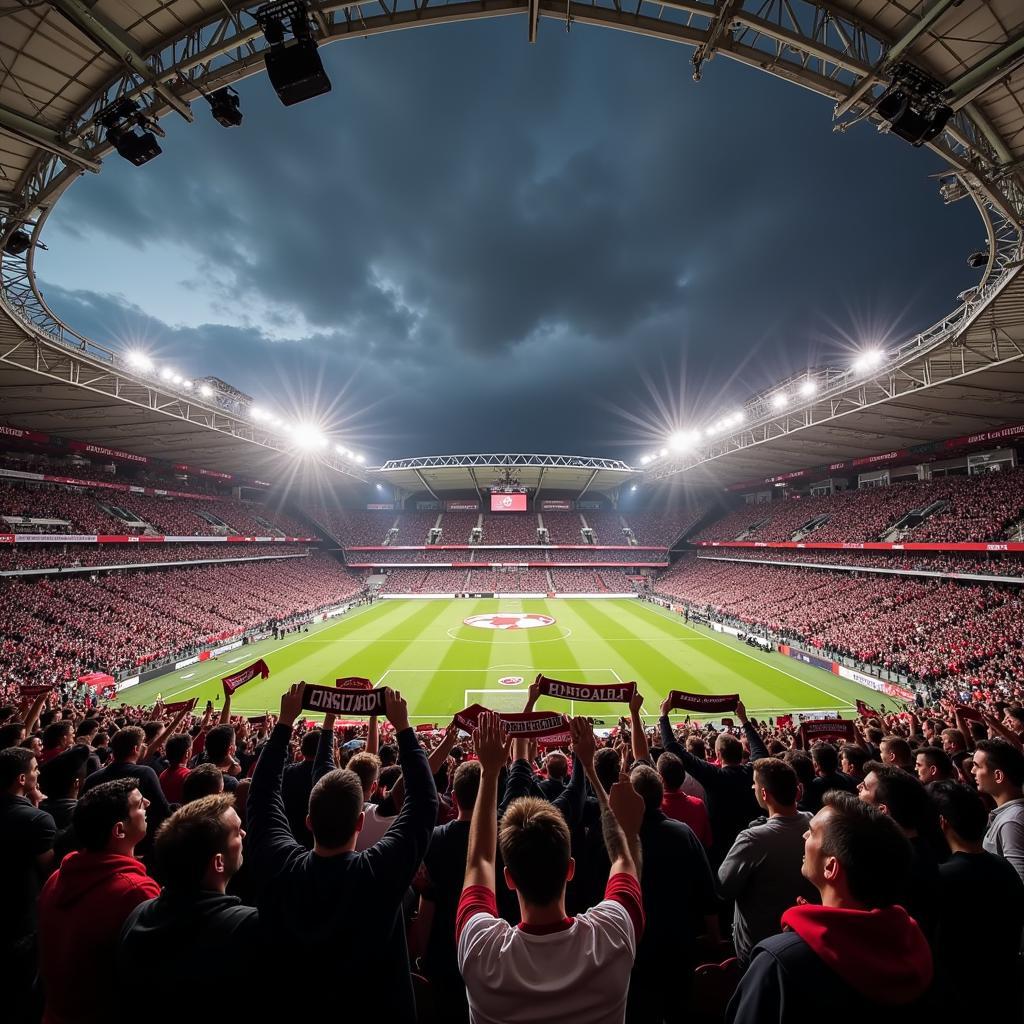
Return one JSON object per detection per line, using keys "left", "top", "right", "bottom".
{"left": 355, "top": 801, "right": 396, "bottom": 851}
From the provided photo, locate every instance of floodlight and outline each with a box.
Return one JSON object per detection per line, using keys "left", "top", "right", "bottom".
{"left": 182, "top": 380, "right": 193, "bottom": 389}
{"left": 659, "top": 448, "right": 668, "bottom": 457}
{"left": 126, "top": 351, "right": 153, "bottom": 372}
{"left": 640, "top": 455, "right": 651, "bottom": 465}
{"left": 199, "top": 384, "right": 214, "bottom": 398}
{"left": 207, "top": 87, "right": 243, "bottom": 128}
{"left": 669, "top": 431, "right": 688, "bottom": 452}
{"left": 771, "top": 392, "right": 789, "bottom": 409}
{"left": 799, "top": 378, "right": 817, "bottom": 397}
{"left": 731, "top": 410, "right": 745, "bottom": 424}
{"left": 160, "top": 367, "right": 174, "bottom": 381}
{"left": 257, "top": 0, "right": 331, "bottom": 106}
{"left": 853, "top": 349, "right": 883, "bottom": 374}
{"left": 967, "top": 250, "right": 988, "bottom": 269}
{"left": 251, "top": 406, "right": 267, "bottom": 421}
{"left": 170, "top": 374, "right": 182, "bottom": 385}
{"left": 291, "top": 424, "right": 326, "bottom": 450}
{"left": 4, "top": 229, "right": 32, "bottom": 257}
{"left": 630, "top": 485, "right": 637, "bottom": 492}
{"left": 355, "top": 454, "right": 365, "bottom": 464}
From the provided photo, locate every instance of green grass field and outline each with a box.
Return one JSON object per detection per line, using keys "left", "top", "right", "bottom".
{"left": 117, "top": 598, "right": 889, "bottom": 725}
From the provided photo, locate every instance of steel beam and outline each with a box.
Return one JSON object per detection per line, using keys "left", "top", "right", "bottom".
{"left": 948, "top": 31, "right": 1024, "bottom": 109}
{"left": 0, "top": 104, "right": 101, "bottom": 173}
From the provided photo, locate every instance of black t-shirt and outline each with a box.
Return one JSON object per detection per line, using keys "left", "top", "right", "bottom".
{"left": 421, "top": 819, "right": 471, "bottom": 981}
{"left": 0, "top": 794, "right": 55, "bottom": 943}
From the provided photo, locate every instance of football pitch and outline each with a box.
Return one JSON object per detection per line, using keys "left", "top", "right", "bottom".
{"left": 117, "top": 598, "right": 890, "bottom": 725}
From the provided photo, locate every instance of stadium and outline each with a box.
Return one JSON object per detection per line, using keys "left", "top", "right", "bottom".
{"left": 1, "top": 0, "right": 1024, "bottom": 1022}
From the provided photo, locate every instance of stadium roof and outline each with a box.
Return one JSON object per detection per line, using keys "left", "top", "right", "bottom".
{"left": 0, "top": 0, "right": 1022, "bottom": 489}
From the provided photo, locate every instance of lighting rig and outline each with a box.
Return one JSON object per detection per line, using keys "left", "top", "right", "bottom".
{"left": 99, "top": 98, "right": 164, "bottom": 166}
{"left": 256, "top": 0, "right": 332, "bottom": 106}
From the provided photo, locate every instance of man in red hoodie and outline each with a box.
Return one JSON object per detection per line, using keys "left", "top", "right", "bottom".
{"left": 37, "top": 778, "right": 160, "bottom": 1024}
{"left": 726, "top": 790, "right": 934, "bottom": 1024}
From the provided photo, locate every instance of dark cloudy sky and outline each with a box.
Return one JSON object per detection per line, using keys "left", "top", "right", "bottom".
{"left": 36, "top": 19, "right": 981, "bottom": 465}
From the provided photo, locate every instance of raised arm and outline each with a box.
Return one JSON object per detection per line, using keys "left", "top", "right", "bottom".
{"left": 144, "top": 705, "right": 191, "bottom": 760}
{"left": 312, "top": 712, "right": 336, "bottom": 784}
{"left": 736, "top": 699, "right": 769, "bottom": 761}
{"left": 218, "top": 691, "right": 232, "bottom": 725}
{"left": 463, "top": 712, "right": 511, "bottom": 893}
{"left": 553, "top": 719, "right": 590, "bottom": 827}
{"left": 629, "top": 691, "right": 650, "bottom": 765}
{"left": 387, "top": 720, "right": 459, "bottom": 808}
{"left": 659, "top": 697, "right": 721, "bottom": 788}
{"left": 365, "top": 714, "right": 379, "bottom": 756}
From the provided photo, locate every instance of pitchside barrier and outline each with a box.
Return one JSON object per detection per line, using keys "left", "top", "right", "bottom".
{"left": 380, "top": 592, "right": 639, "bottom": 599}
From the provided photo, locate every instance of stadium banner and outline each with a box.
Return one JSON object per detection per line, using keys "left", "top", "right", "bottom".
{"left": 692, "top": 540, "right": 1024, "bottom": 553}
{"left": 666, "top": 691, "right": 738, "bottom": 713}
{"left": 117, "top": 675, "right": 140, "bottom": 691}
{"left": 445, "top": 500, "right": 479, "bottom": 510}
{"left": 416, "top": 501, "right": 440, "bottom": 510}
{"left": 883, "top": 681, "right": 915, "bottom": 701}
{"left": 416, "top": 723, "right": 438, "bottom": 732}
{"left": 0, "top": 424, "right": 49, "bottom": 442}
{"left": 537, "top": 675, "right": 637, "bottom": 703}
{"left": 577, "top": 501, "right": 602, "bottom": 509}
{"left": 835, "top": 665, "right": 886, "bottom": 693}
{"left": 540, "top": 500, "right": 573, "bottom": 511}
{"left": 175, "top": 656, "right": 200, "bottom": 670}
{"left": 345, "top": 545, "right": 661, "bottom": 550}
{"left": 19, "top": 683, "right": 55, "bottom": 698}
{"left": 778, "top": 645, "right": 836, "bottom": 674}
{"left": 222, "top": 658, "right": 270, "bottom": 695}
{"left": 799, "top": 719, "right": 856, "bottom": 745}
{"left": 454, "top": 703, "right": 569, "bottom": 739}
{"left": 302, "top": 684, "right": 387, "bottom": 716}
{"left": 366, "top": 503, "right": 394, "bottom": 510}
{"left": 162, "top": 697, "right": 199, "bottom": 716}
{"left": 211, "top": 640, "right": 244, "bottom": 656}
{"left": 67, "top": 440, "right": 148, "bottom": 463}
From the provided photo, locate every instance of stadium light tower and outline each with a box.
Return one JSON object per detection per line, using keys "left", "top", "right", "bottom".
{"left": 799, "top": 378, "right": 817, "bottom": 397}
{"left": 853, "top": 349, "right": 884, "bottom": 374}
{"left": 771, "top": 392, "right": 789, "bottom": 410}
{"left": 126, "top": 351, "right": 153, "bottom": 372}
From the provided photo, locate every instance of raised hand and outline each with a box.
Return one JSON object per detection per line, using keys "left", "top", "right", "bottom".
{"left": 279, "top": 682, "right": 306, "bottom": 727}
{"left": 660, "top": 694, "right": 674, "bottom": 718}
{"left": 569, "top": 716, "right": 597, "bottom": 766}
{"left": 473, "top": 711, "right": 511, "bottom": 775}
{"left": 608, "top": 771, "right": 645, "bottom": 838}
{"left": 385, "top": 688, "right": 410, "bottom": 732}
{"left": 735, "top": 698, "right": 748, "bottom": 724}
{"left": 629, "top": 690, "right": 644, "bottom": 717}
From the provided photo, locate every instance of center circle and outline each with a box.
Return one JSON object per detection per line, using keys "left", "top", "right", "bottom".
{"left": 463, "top": 612, "right": 557, "bottom": 630}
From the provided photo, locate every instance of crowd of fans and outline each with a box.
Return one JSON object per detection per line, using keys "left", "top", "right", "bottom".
{"left": 696, "top": 466, "right": 1024, "bottom": 545}
{"left": 0, "top": 544, "right": 310, "bottom": 573}
{"left": 612, "top": 507, "right": 706, "bottom": 547}
{"left": 541, "top": 511, "right": 586, "bottom": 543}
{"left": 439, "top": 512, "right": 480, "bottom": 544}
{"left": 656, "top": 557, "right": 1024, "bottom": 705}
{"left": 0, "top": 555, "right": 362, "bottom": 690}
{"left": 480, "top": 514, "right": 539, "bottom": 545}
{"left": 4, "top": 679, "right": 1022, "bottom": 1024}
{"left": 394, "top": 512, "right": 442, "bottom": 544}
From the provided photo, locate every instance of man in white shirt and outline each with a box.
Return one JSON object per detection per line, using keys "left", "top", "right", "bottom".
{"left": 973, "top": 738, "right": 1024, "bottom": 883}
{"left": 457, "top": 714, "right": 645, "bottom": 1024}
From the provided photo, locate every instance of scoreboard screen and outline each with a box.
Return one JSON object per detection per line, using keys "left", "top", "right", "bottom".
{"left": 490, "top": 493, "right": 527, "bottom": 512}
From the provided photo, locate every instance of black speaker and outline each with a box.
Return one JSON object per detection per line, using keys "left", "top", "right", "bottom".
{"left": 264, "top": 38, "right": 332, "bottom": 106}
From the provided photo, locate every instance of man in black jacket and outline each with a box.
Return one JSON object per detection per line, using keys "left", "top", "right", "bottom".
{"left": 281, "top": 726, "right": 322, "bottom": 846}
{"left": 658, "top": 697, "right": 767, "bottom": 861}
{"left": 116, "top": 793, "right": 261, "bottom": 1024}
{"left": 247, "top": 682, "right": 437, "bottom": 1024}
{"left": 727, "top": 792, "right": 934, "bottom": 1024}
{"left": 805, "top": 742, "right": 857, "bottom": 813}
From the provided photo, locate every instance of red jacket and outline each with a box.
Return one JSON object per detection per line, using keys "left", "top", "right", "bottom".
{"left": 38, "top": 851, "right": 161, "bottom": 1024}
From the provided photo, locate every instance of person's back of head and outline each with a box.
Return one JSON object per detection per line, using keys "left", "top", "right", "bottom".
{"left": 141, "top": 721, "right": 162, "bottom": 746}
{"left": 866, "top": 726, "right": 884, "bottom": 747}
{"left": 76, "top": 719, "right": 99, "bottom": 743}
{"left": 154, "top": 793, "right": 243, "bottom": 891}
{"left": 452, "top": 760, "right": 482, "bottom": 817}
{"left": 753, "top": 757, "right": 799, "bottom": 811}
{"left": 204, "top": 725, "right": 235, "bottom": 764}
{"left": 716, "top": 733, "right": 743, "bottom": 766}
{"left": 73, "top": 778, "right": 144, "bottom": 853}
{"left": 861, "top": 761, "right": 931, "bottom": 835}
{"left": 811, "top": 742, "right": 839, "bottom": 776}
{"left": 807, "top": 791, "right": 912, "bottom": 908}
{"left": 347, "top": 751, "right": 381, "bottom": 800}
{"left": 308, "top": 768, "right": 364, "bottom": 849}
{"left": 783, "top": 750, "right": 814, "bottom": 793}
{"left": 629, "top": 764, "right": 663, "bottom": 812}
{"left": 928, "top": 780, "right": 987, "bottom": 845}
{"left": 544, "top": 752, "right": 568, "bottom": 782}
{"left": 110, "top": 726, "right": 145, "bottom": 763}
{"left": 165, "top": 734, "right": 191, "bottom": 768}
{"left": 379, "top": 743, "right": 397, "bottom": 768}
{"left": 299, "top": 728, "right": 322, "bottom": 760}
{"left": 499, "top": 796, "right": 571, "bottom": 907}
{"left": 880, "top": 736, "right": 913, "bottom": 768}
{"left": 656, "top": 751, "right": 686, "bottom": 792}
{"left": 840, "top": 743, "right": 868, "bottom": 777}
{"left": 594, "top": 747, "right": 621, "bottom": 794}
{"left": 43, "top": 720, "right": 73, "bottom": 753}
{"left": 182, "top": 763, "right": 224, "bottom": 803}
{"left": 39, "top": 746, "right": 90, "bottom": 800}
{"left": 686, "top": 735, "right": 707, "bottom": 760}
{"left": 0, "top": 721, "right": 25, "bottom": 750}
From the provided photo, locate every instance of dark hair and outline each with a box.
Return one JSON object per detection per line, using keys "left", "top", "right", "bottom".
{"left": 630, "top": 764, "right": 664, "bottom": 811}
{"left": 656, "top": 752, "right": 686, "bottom": 790}
{"left": 499, "top": 796, "right": 571, "bottom": 906}
{"left": 347, "top": 752, "right": 381, "bottom": 794}
{"left": 928, "top": 780, "right": 987, "bottom": 843}
{"left": 142, "top": 721, "right": 162, "bottom": 743}
{"left": 74, "top": 779, "right": 140, "bottom": 852}
{"left": 182, "top": 763, "right": 224, "bottom": 803}
{"left": 686, "top": 735, "right": 707, "bottom": 759}
{"left": 155, "top": 794, "right": 236, "bottom": 889}
{"left": 110, "top": 727, "right": 145, "bottom": 761}
{"left": 753, "top": 757, "right": 799, "bottom": 806}
{"left": 820, "top": 791, "right": 912, "bottom": 907}
{"left": 811, "top": 742, "right": 839, "bottom": 774}
{"left": 0, "top": 746, "right": 36, "bottom": 788}
{"left": 716, "top": 733, "right": 743, "bottom": 764}
{"left": 76, "top": 719, "right": 99, "bottom": 739}
{"left": 594, "top": 747, "right": 621, "bottom": 794}
{"left": 0, "top": 722, "right": 25, "bottom": 750}
{"left": 378, "top": 743, "right": 397, "bottom": 767}
{"left": 308, "top": 768, "right": 364, "bottom": 847}
{"left": 783, "top": 750, "right": 814, "bottom": 790}
{"left": 916, "top": 746, "right": 954, "bottom": 779}
{"left": 300, "top": 728, "right": 322, "bottom": 759}
{"left": 863, "top": 762, "right": 931, "bottom": 832}
{"left": 452, "top": 761, "right": 482, "bottom": 813}
{"left": 204, "top": 725, "right": 235, "bottom": 763}
{"left": 545, "top": 752, "right": 568, "bottom": 781}
{"left": 165, "top": 734, "right": 191, "bottom": 766}
{"left": 840, "top": 744, "right": 869, "bottom": 774}
{"left": 880, "top": 736, "right": 913, "bottom": 766}
{"left": 43, "top": 721, "right": 73, "bottom": 750}
{"left": 975, "top": 738, "right": 1024, "bottom": 787}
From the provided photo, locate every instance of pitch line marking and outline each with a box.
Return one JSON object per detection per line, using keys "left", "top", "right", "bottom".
{"left": 639, "top": 601, "right": 852, "bottom": 708}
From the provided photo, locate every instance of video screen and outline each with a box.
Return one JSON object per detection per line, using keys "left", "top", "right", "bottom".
{"left": 490, "top": 493, "right": 527, "bottom": 512}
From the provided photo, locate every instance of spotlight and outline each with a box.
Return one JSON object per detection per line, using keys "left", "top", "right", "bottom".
{"left": 4, "top": 229, "right": 32, "bottom": 257}
{"left": 771, "top": 392, "right": 789, "bottom": 409}
{"left": 291, "top": 424, "right": 326, "bottom": 450}
{"left": 853, "top": 349, "right": 883, "bottom": 374}
{"left": 159, "top": 367, "right": 174, "bottom": 381}
{"left": 170, "top": 374, "right": 182, "bottom": 385}
{"left": 799, "top": 379, "right": 817, "bottom": 397}
{"left": 659, "top": 448, "right": 668, "bottom": 457}
{"left": 182, "top": 380, "right": 193, "bottom": 389}
{"left": 875, "top": 62, "right": 952, "bottom": 147}
{"left": 126, "top": 351, "right": 154, "bottom": 372}
{"left": 630, "top": 485, "right": 637, "bottom": 492}
{"left": 199, "top": 384, "right": 214, "bottom": 398}
{"left": 640, "top": 455, "right": 651, "bottom": 465}
{"left": 355, "top": 454, "right": 365, "bottom": 464}
{"left": 100, "top": 98, "right": 163, "bottom": 166}
{"left": 967, "top": 250, "right": 989, "bottom": 269}
{"left": 669, "top": 431, "right": 688, "bottom": 452}
{"left": 257, "top": 0, "right": 332, "bottom": 107}
{"left": 206, "top": 87, "right": 243, "bottom": 128}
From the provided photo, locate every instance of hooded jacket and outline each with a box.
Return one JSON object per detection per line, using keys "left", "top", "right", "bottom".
{"left": 38, "top": 851, "right": 161, "bottom": 1024}
{"left": 116, "top": 889, "right": 263, "bottom": 1024}
{"left": 726, "top": 903, "right": 935, "bottom": 1024}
